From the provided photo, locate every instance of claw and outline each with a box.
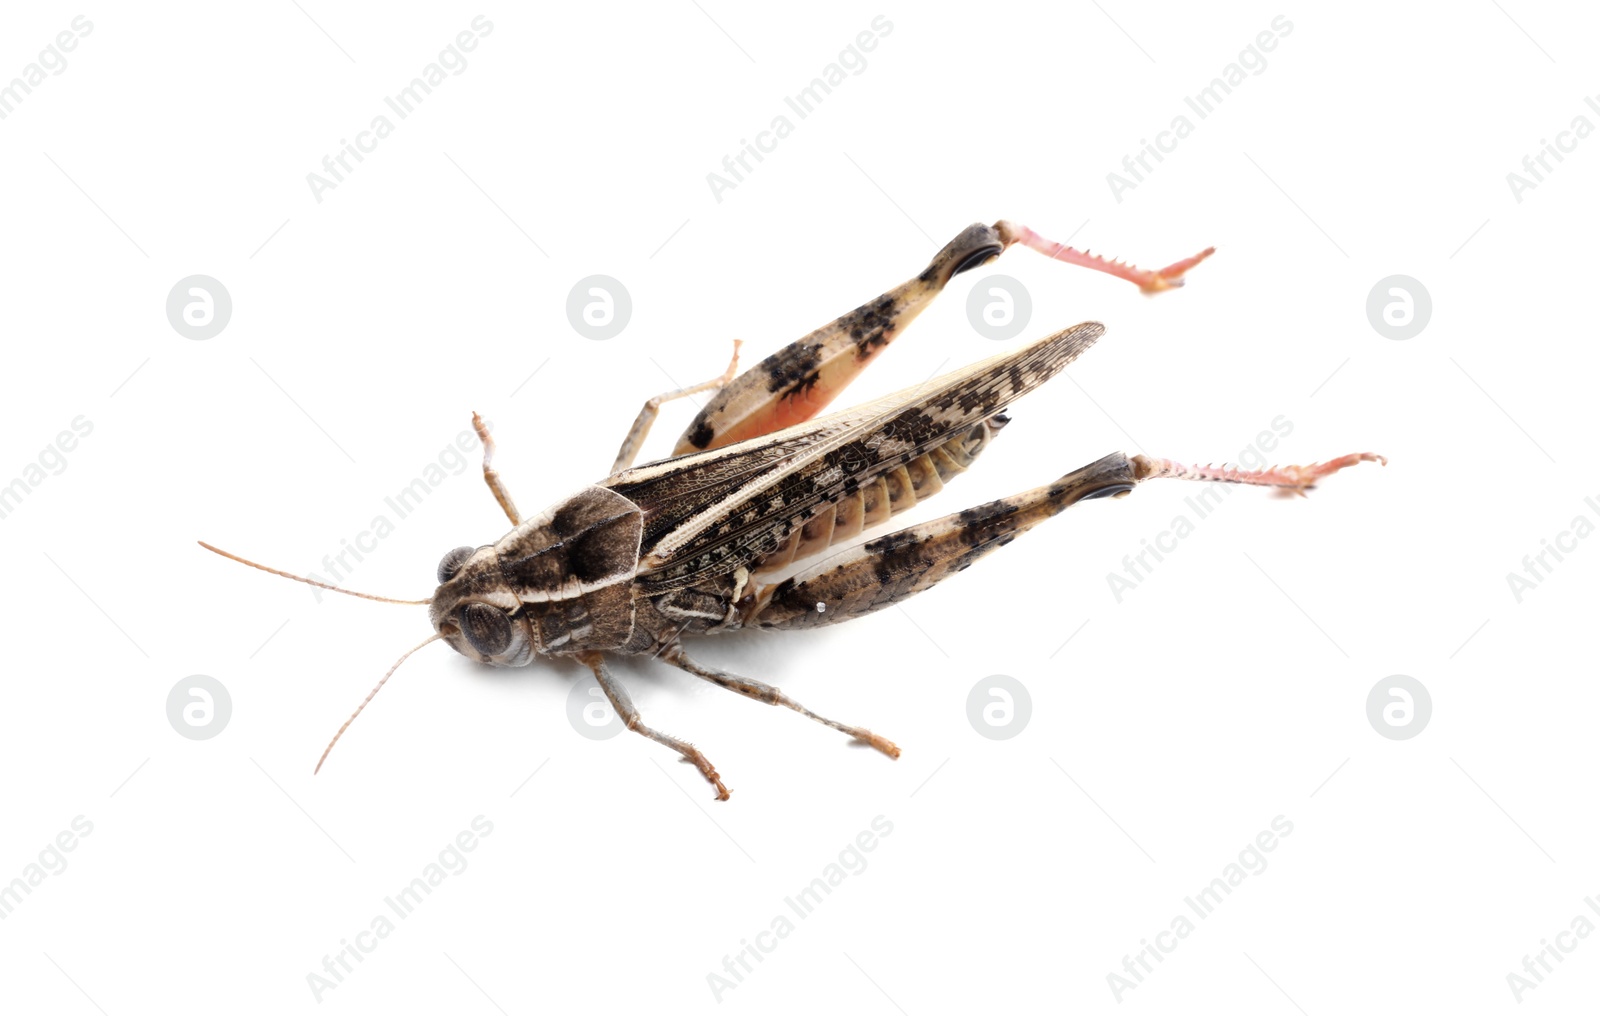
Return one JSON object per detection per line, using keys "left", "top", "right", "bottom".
{"left": 855, "top": 731, "right": 901, "bottom": 759}
{"left": 1273, "top": 452, "right": 1387, "bottom": 491}
{"left": 1138, "top": 246, "right": 1217, "bottom": 294}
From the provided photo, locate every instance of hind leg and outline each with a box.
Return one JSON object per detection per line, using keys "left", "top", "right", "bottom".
{"left": 673, "top": 222, "right": 1214, "bottom": 456}
{"left": 994, "top": 221, "right": 1214, "bottom": 294}
{"left": 741, "top": 450, "right": 1382, "bottom": 631}
{"left": 1134, "top": 452, "right": 1386, "bottom": 496}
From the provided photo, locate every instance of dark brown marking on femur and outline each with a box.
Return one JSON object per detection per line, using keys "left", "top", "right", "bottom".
{"left": 841, "top": 295, "right": 899, "bottom": 359}
{"left": 686, "top": 418, "right": 715, "bottom": 450}
{"left": 762, "top": 340, "right": 826, "bottom": 394}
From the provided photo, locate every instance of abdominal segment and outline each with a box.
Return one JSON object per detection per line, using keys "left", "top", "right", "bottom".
{"left": 751, "top": 412, "right": 1009, "bottom": 575}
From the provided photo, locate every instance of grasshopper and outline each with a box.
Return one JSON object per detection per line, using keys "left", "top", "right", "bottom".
{"left": 203, "top": 219, "right": 1383, "bottom": 799}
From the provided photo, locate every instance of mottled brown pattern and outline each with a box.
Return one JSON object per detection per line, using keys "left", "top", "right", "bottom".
{"left": 841, "top": 294, "right": 900, "bottom": 359}
{"left": 429, "top": 486, "right": 645, "bottom": 659}
{"left": 761, "top": 340, "right": 827, "bottom": 395}
{"left": 517, "top": 578, "right": 637, "bottom": 651}
{"left": 632, "top": 322, "right": 1102, "bottom": 591}
{"left": 496, "top": 486, "right": 643, "bottom": 592}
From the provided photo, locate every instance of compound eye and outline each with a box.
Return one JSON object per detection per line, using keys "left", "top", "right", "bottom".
{"left": 459, "top": 602, "right": 512, "bottom": 656}
{"left": 437, "top": 546, "right": 475, "bottom": 584}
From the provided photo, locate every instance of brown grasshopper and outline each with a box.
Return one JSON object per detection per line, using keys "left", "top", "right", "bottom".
{"left": 203, "top": 219, "right": 1383, "bottom": 799}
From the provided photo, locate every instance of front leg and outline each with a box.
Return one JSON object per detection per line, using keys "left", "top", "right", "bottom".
{"left": 577, "top": 651, "right": 731, "bottom": 801}
{"left": 473, "top": 411, "right": 520, "bottom": 527}
{"left": 673, "top": 220, "right": 1213, "bottom": 455}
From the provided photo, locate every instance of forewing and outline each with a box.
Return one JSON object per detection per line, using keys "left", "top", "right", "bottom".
{"left": 610, "top": 321, "right": 1104, "bottom": 590}
{"left": 604, "top": 403, "right": 885, "bottom": 551}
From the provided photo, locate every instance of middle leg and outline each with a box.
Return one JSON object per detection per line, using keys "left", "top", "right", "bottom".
{"left": 577, "top": 650, "right": 730, "bottom": 800}
{"left": 658, "top": 643, "right": 900, "bottom": 758}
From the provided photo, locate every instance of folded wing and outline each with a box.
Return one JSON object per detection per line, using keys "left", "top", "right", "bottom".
{"left": 607, "top": 321, "right": 1104, "bottom": 590}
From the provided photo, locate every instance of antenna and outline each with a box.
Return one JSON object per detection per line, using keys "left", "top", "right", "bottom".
{"left": 197, "top": 541, "right": 429, "bottom": 605}
{"left": 315, "top": 632, "right": 445, "bottom": 774}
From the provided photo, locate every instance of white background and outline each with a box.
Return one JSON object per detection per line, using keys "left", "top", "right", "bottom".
{"left": 1, "top": 2, "right": 1595, "bottom": 1012}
